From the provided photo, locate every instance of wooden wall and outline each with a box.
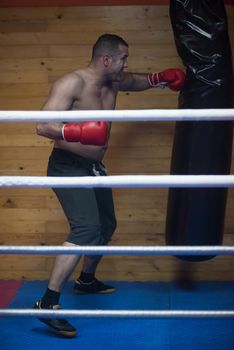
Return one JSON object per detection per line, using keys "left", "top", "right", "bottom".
{"left": 0, "top": 5, "right": 234, "bottom": 281}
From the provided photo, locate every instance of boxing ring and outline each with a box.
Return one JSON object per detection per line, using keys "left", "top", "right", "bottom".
{"left": 0, "top": 108, "right": 234, "bottom": 322}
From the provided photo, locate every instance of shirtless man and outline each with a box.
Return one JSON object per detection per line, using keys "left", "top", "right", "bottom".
{"left": 34, "top": 34, "right": 185, "bottom": 338}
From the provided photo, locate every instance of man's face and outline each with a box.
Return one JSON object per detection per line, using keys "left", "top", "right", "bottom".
{"left": 107, "top": 44, "right": 129, "bottom": 80}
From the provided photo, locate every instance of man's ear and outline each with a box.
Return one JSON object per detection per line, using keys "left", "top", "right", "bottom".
{"left": 102, "top": 55, "right": 112, "bottom": 67}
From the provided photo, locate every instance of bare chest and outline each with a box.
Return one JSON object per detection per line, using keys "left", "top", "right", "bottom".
{"left": 72, "top": 84, "right": 117, "bottom": 110}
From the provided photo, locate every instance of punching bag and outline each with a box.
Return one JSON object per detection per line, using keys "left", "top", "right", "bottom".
{"left": 165, "top": 0, "right": 234, "bottom": 261}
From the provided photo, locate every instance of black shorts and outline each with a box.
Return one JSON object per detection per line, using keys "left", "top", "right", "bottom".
{"left": 47, "top": 148, "right": 117, "bottom": 245}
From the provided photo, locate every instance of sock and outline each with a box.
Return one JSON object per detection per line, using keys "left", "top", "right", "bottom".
{"left": 78, "top": 272, "right": 95, "bottom": 283}
{"left": 41, "top": 288, "right": 60, "bottom": 307}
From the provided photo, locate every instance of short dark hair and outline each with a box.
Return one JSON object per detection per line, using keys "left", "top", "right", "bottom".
{"left": 92, "top": 34, "right": 128, "bottom": 60}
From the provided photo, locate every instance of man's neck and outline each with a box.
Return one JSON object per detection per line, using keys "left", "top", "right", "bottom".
{"left": 87, "top": 63, "right": 110, "bottom": 85}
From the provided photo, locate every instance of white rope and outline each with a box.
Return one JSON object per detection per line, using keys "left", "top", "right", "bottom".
{"left": 0, "top": 309, "right": 233, "bottom": 318}
{"left": 0, "top": 109, "right": 234, "bottom": 122}
{"left": 1, "top": 175, "right": 234, "bottom": 188}
{"left": 0, "top": 245, "right": 234, "bottom": 255}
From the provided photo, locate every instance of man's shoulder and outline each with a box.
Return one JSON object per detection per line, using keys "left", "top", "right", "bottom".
{"left": 60, "top": 70, "right": 84, "bottom": 82}
{"left": 54, "top": 70, "right": 84, "bottom": 89}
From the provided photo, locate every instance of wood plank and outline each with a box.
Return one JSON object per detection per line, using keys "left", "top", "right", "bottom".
{"left": 0, "top": 188, "right": 50, "bottom": 196}
{"left": 115, "top": 209, "right": 166, "bottom": 221}
{"left": 0, "top": 71, "right": 48, "bottom": 84}
{"left": 0, "top": 5, "right": 232, "bottom": 21}
{"left": 0, "top": 21, "right": 48, "bottom": 33}
{"left": 0, "top": 195, "right": 46, "bottom": 208}
{"left": 0, "top": 94, "right": 179, "bottom": 109}
{"left": 0, "top": 207, "right": 166, "bottom": 221}
{"left": 47, "top": 44, "right": 177, "bottom": 58}
{"left": 0, "top": 135, "right": 52, "bottom": 147}
{"left": 0, "top": 147, "right": 53, "bottom": 160}
{"left": 116, "top": 94, "right": 179, "bottom": 109}
{"left": 0, "top": 220, "right": 46, "bottom": 235}
{"left": 0, "top": 19, "right": 173, "bottom": 36}
{"left": 0, "top": 191, "right": 169, "bottom": 211}
{"left": 0, "top": 4, "right": 233, "bottom": 282}
{"left": 0, "top": 253, "right": 233, "bottom": 281}
{"left": 0, "top": 158, "right": 172, "bottom": 174}
{"left": 1, "top": 222, "right": 234, "bottom": 242}
{"left": 0, "top": 6, "right": 170, "bottom": 20}
{"left": 0, "top": 131, "right": 173, "bottom": 147}
{"left": 0, "top": 256, "right": 47, "bottom": 271}
{"left": 0, "top": 159, "right": 48, "bottom": 174}
{"left": 0, "top": 83, "right": 49, "bottom": 98}
{"left": 0, "top": 208, "right": 65, "bottom": 221}
{"left": 0, "top": 123, "right": 36, "bottom": 134}
{"left": 0, "top": 30, "right": 175, "bottom": 46}
{"left": 90, "top": 256, "right": 234, "bottom": 272}
{"left": 0, "top": 145, "right": 172, "bottom": 160}
{"left": 0, "top": 46, "right": 48, "bottom": 58}
{"left": 0, "top": 269, "right": 233, "bottom": 281}
{"left": 46, "top": 219, "right": 166, "bottom": 235}
{"left": 0, "top": 82, "right": 179, "bottom": 98}
{"left": 0, "top": 57, "right": 184, "bottom": 71}
{"left": 0, "top": 97, "right": 45, "bottom": 109}
{"left": 110, "top": 121, "right": 175, "bottom": 134}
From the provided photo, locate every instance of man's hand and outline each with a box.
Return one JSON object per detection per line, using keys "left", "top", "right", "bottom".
{"left": 62, "top": 122, "right": 108, "bottom": 145}
{"left": 148, "top": 68, "right": 185, "bottom": 91}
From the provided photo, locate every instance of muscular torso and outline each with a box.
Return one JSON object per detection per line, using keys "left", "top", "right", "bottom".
{"left": 54, "top": 70, "right": 119, "bottom": 161}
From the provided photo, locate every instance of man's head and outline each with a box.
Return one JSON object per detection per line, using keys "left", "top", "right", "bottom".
{"left": 92, "top": 34, "right": 128, "bottom": 60}
{"left": 91, "top": 34, "right": 129, "bottom": 79}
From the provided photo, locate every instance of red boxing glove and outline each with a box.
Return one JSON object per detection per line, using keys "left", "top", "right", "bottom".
{"left": 148, "top": 68, "right": 185, "bottom": 91}
{"left": 62, "top": 121, "right": 108, "bottom": 145}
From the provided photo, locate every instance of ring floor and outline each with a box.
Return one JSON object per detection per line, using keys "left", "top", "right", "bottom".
{"left": 1, "top": 280, "right": 234, "bottom": 350}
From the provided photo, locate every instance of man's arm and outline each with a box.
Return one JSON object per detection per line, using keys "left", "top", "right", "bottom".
{"left": 119, "top": 68, "right": 185, "bottom": 92}
{"left": 36, "top": 74, "right": 79, "bottom": 140}
{"left": 119, "top": 73, "right": 150, "bottom": 92}
{"left": 36, "top": 73, "right": 108, "bottom": 146}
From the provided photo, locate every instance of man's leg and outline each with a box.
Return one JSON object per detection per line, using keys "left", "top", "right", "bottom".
{"left": 35, "top": 185, "right": 101, "bottom": 337}
{"left": 74, "top": 254, "right": 115, "bottom": 294}
{"left": 48, "top": 241, "right": 82, "bottom": 292}
{"left": 36, "top": 149, "right": 103, "bottom": 337}
{"left": 34, "top": 241, "right": 80, "bottom": 338}
{"left": 81, "top": 254, "right": 102, "bottom": 274}
{"left": 74, "top": 186, "right": 117, "bottom": 294}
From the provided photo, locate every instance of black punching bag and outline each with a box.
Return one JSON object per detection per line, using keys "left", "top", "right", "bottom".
{"left": 165, "top": 0, "right": 234, "bottom": 261}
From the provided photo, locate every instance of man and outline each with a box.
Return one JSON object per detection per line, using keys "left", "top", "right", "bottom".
{"left": 35, "top": 33, "right": 185, "bottom": 338}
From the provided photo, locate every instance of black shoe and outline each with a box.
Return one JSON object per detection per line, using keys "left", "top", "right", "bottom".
{"left": 73, "top": 278, "right": 115, "bottom": 294}
{"left": 34, "top": 300, "right": 77, "bottom": 338}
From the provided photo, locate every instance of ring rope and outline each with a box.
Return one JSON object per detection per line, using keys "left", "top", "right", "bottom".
{"left": 0, "top": 109, "right": 234, "bottom": 122}
{"left": 1, "top": 175, "right": 234, "bottom": 188}
{"left": 0, "top": 309, "right": 233, "bottom": 318}
{"left": 0, "top": 245, "right": 234, "bottom": 255}
{"left": 1, "top": 109, "right": 233, "bottom": 320}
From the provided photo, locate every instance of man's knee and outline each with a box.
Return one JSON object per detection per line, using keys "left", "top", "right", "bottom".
{"left": 102, "top": 219, "right": 117, "bottom": 244}
{"left": 67, "top": 224, "right": 103, "bottom": 245}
